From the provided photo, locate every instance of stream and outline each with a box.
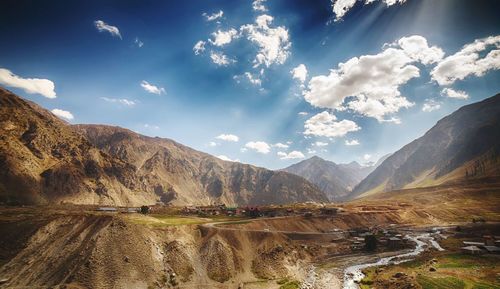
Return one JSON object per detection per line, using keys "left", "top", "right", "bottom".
{"left": 342, "top": 233, "right": 441, "bottom": 289}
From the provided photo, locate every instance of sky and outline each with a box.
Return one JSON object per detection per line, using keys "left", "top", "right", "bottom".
{"left": 0, "top": 0, "right": 499, "bottom": 170}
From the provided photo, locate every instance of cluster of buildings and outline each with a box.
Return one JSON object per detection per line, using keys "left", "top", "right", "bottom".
{"left": 348, "top": 225, "right": 408, "bottom": 251}
{"left": 461, "top": 235, "right": 500, "bottom": 255}
{"left": 181, "top": 204, "right": 340, "bottom": 218}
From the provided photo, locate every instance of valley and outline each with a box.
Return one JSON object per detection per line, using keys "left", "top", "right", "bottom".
{"left": 0, "top": 178, "right": 498, "bottom": 289}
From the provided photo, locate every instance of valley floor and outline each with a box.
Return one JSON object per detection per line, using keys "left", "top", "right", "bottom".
{"left": 0, "top": 180, "right": 499, "bottom": 289}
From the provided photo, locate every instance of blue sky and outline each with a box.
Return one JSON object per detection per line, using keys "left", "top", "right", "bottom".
{"left": 0, "top": 0, "right": 499, "bottom": 169}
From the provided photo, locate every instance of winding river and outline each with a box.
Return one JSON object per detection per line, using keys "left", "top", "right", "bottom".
{"left": 342, "top": 233, "right": 441, "bottom": 289}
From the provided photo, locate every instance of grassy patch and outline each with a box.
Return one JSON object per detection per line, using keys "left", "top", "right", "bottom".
{"left": 127, "top": 214, "right": 211, "bottom": 227}
{"left": 359, "top": 268, "right": 375, "bottom": 289}
{"left": 417, "top": 275, "right": 466, "bottom": 289}
{"left": 279, "top": 280, "right": 300, "bottom": 289}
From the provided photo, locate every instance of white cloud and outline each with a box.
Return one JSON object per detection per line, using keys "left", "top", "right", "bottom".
{"left": 0, "top": 68, "right": 56, "bottom": 98}
{"left": 240, "top": 147, "right": 248, "bottom": 153}
{"left": 271, "top": 142, "right": 290, "bottom": 149}
{"left": 291, "top": 64, "right": 308, "bottom": 83}
{"left": 298, "top": 111, "right": 309, "bottom": 116}
{"left": 440, "top": 88, "right": 468, "bottom": 99}
{"left": 304, "top": 35, "right": 442, "bottom": 122}
{"left": 422, "top": 99, "right": 441, "bottom": 112}
{"left": 304, "top": 111, "right": 360, "bottom": 138}
{"left": 397, "top": 35, "right": 444, "bottom": 65}
{"left": 101, "top": 97, "right": 136, "bottom": 107}
{"left": 209, "top": 28, "right": 239, "bottom": 47}
{"left": 307, "top": 148, "right": 317, "bottom": 154}
{"left": 252, "top": 0, "right": 267, "bottom": 12}
{"left": 332, "top": 0, "right": 408, "bottom": 21}
{"left": 193, "top": 40, "right": 206, "bottom": 55}
{"left": 210, "top": 51, "right": 235, "bottom": 66}
{"left": 244, "top": 72, "right": 262, "bottom": 86}
{"left": 208, "top": 141, "right": 218, "bottom": 147}
{"left": 245, "top": 141, "right": 271, "bottom": 154}
{"left": 272, "top": 143, "right": 289, "bottom": 149}
{"left": 277, "top": 150, "right": 305, "bottom": 160}
{"left": 431, "top": 35, "right": 500, "bottom": 86}
{"left": 217, "top": 155, "right": 239, "bottom": 162}
{"left": 144, "top": 124, "right": 160, "bottom": 130}
{"left": 94, "top": 20, "right": 121, "bottom": 39}
{"left": 240, "top": 15, "right": 291, "bottom": 68}
{"left": 314, "top": 141, "right": 329, "bottom": 147}
{"left": 216, "top": 134, "right": 239, "bottom": 142}
{"left": 134, "top": 37, "right": 144, "bottom": 48}
{"left": 203, "top": 10, "right": 224, "bottom": 22}
{"left": 51, "top": 109, "right": 74, "bottom": 120}
{"left": 345, "top": 139, "right": 360, "bottom": 146}
{"left": 140, "top": 80, "right": 165, "bottom": 95}
{"left": 363, "top": 153, "right": 372, "bottom": 161}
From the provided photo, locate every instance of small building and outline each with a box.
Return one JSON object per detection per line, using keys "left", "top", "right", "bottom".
{"left": 463, "top": 241, "right": 485, "bottom": 246}
{"left": 482, "top": 246, "right": 500, "bottom": 254}
{"left": 97, "top": 207, "right": 117, "bottom": 212}
{"left": 483, "top": 235, "right": 495, "bottom": 246}
{"left": 461, "top": 245, "right": 483, "bottom": 255}
{"left": 388, "top": 237, "right": 403, "bottom": 249}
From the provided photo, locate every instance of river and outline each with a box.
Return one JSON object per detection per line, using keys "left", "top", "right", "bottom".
{"left": 342, "top": 233, "right": 441, "bottom": 289}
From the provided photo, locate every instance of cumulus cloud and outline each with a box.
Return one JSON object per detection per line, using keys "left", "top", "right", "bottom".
{"left": 209, "top": 28, "right": 239, "bottom": 47}
{"left": 332, "top": 0, "right": 408, "bottom": 21}
{"left": 291, "top": 64, "right": 308, "bottom": 84}
{"left": 252, "top": 0, "right": 267, "bottom": 12}
{"left": 216, "top": 134, "right": 239, "bottom": 142}
{"left": 245, "top": 141, "right": 271, "bottom": 154}
{"left": 208, "top": 141, "right": 218, "bottom": 147}
{"left": 210, "top": 51, "right": 235, "bottom": 66}
{"left": 193, "top": 40, "right": 206, "bottom": 55}
{"left": 217, "top": 155, "right": 239, "bottom": 162}
{"left": 298, "top": 111, "right": 309, "bottom": 116}
{"left": 134, "top": 37, "right": 144, "bottom": 48}
{"left": 304, "top": 111, "right": 360, "bottom": 138}
{"left": 431, "top": 35, "right": 500, "bottom": 86}
{"left": 244, "top": 72, "right": 262, "bottom": 86}
{"left": 363, "top": 153, "right": 372, "bottom": 161}
{"left": 101, "top": 97, "right": 136, "bottom": 107}
{"left": 240, "top": 15, "right": 291, "bottom": 68}
{"left": 345, "top": 139, "right": 360, "bottom": 146}
{"left": 94, "top": 20, "right": 121, "bottom": 39}
{"left": 203, "top": 10, "right": 224, "bottom": 22}
{"left": 0, "top": 68, "right": 56, "bottom": 98}
{"left": 422, "top": 99, "right": 441, "bottom": 112}
{"left": 397, "top": 35, "right": 444, "bottom": 64}
{"left": 272, "top": 142, "right": 289, "bottom": 149}
{"left": 314, "top": 141, "right": 329, "bottom": 147}
{"left": 304, "top": 35, "right": 444, "bottom": 122}
{"left": 277, "top": 150, "right": 305, "bottom": 160}
{"left": 141, "top": 80, "right": 165, "bottom": 95}
{"left": 51, "top": 109, "right": 74, "bottom": 120}
{"left": 440, "top": 88, "right": 468, "bottom": 99}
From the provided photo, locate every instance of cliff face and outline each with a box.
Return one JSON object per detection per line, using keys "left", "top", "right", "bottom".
{"left": 350, "top": 93, "right": 500, "bottom": 199}
{"left": 0, "top": 87, "right": 327, "bottom": 206}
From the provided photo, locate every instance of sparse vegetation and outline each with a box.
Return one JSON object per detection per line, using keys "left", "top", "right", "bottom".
{"left": 278, "top": 280, "right": 301, "bottom": 289}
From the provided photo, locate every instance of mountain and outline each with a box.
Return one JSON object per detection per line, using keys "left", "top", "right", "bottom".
{"left": 282, "top": 156, "right": 379, "bottom": 201}
{"left": 0, "top": 87, "right": 328, "bottom": 206}
{"left": 350, "top": 93, "right": 500, "bottom": 199}
{"left": 74, "top": 124, "right": 328, "bottom": 206}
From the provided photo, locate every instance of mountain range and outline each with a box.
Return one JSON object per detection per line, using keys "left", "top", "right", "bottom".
{"left": 1, "top": 86, "right": 499, "bottom": 206}
{"left": 350, "top": 93, "right": 500, "bottom": 198}
{"left": 0, "top": 87, "right": 327, "bottom": 206}
{"left": 281, "top": 155, "right": 389, "bottom": 201}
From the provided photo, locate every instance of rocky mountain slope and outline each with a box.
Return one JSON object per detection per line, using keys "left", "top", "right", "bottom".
{"left": 282, "top": 156, "right": 381, "bottom": 201}
{"left": 74, "top": 124, "right": 328, "bottom": 206}
{"left": 0, "top": 87, "right": 327, "bottom": 206}
{"left": 350, "top": 93, "right": 500, "bottom": 199}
